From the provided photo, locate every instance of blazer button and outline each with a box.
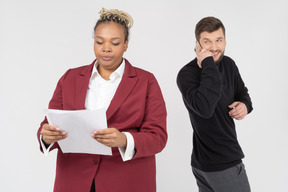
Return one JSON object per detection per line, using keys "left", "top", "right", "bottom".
{"left": 93, "top": 159, "right": 99, "bottom": 164}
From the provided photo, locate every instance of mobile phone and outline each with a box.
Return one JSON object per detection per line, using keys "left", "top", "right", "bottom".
{"left": 194, "top": 41, "right": 202, "bottom": 52}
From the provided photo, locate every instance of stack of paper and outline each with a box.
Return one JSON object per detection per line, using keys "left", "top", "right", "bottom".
{"left": 45, "top": 109, "right": 112, "bottom": 155}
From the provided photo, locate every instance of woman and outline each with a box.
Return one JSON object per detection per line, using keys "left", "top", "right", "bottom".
{"left": 37, "top": 8, "right": 167, "bottom": 192}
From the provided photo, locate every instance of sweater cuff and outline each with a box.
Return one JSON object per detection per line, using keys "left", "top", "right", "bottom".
{"left": 201, "top": 56, "right": 214, "bottom": 68}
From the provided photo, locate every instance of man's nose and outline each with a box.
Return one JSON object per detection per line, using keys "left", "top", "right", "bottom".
{"left": 210, "top": 42, "right": 217, "bottom": 50}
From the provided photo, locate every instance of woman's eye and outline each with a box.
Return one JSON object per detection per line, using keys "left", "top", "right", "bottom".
{"left": 96, "top": 41, "right": 103, "bottom": 45}
{"left": 112, "top": 42, "right": 120, "bottom": 46}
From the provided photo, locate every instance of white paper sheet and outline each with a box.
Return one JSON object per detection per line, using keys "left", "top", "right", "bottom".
{"left": 45, "top": 109, "right": 112, "bottom": 155}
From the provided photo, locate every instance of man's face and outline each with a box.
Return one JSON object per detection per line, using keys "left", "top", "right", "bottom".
{"left": 198, "top": 28, "right": 226, "bottom": 63}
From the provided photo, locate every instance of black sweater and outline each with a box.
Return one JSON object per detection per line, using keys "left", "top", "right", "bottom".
{"left": 177, "top": 56, "right": 253, "bottom": 172}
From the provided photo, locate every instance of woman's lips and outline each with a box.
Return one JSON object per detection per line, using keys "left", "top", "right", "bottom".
{"left": 101, "top": 56, "right": 113, "bottom": 61}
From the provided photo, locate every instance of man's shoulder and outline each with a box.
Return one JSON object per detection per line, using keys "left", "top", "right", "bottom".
{"left": 177, "top": 58, "right": 200, "bottom": 83}
{"left": 222, "top": 55, "right": 235, "bottom": 63}
{"left": 221, "top": 55, "right": 238, "bottom": 68}
{"left": 179, "top": 58, "right": 198, "bottom": 72}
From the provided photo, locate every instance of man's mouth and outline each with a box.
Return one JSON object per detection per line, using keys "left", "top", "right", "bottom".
{"left": 211, "top": 51, "right": 220, "bottom": 57}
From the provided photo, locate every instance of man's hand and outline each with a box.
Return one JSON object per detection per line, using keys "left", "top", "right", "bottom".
{"left": 196, "top": 42, "right": 213, "bottom": 68}
{"left": 40, "top": 124, "right": 68, "bottom": 145}
{"left": 92, "top": 128, "right": 127, "bottom": 148}
{"left": 228, "top": 102, "right": 248, "bottom": 120}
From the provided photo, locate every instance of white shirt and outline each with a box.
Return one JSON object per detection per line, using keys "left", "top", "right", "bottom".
{"left": 41, "top": 59, "right": 135, "bottom": 161}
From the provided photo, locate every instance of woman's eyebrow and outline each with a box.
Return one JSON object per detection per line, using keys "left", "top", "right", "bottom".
{"left": 95, "top": 36, "right": 121, "bottom": 40}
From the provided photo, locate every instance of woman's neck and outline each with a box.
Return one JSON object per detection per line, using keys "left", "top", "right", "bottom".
{"left": 97, "top": 64, "right": 119, "bottom": 80}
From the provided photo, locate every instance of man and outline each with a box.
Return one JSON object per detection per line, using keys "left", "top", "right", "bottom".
{"left": 177, "top": 16, "right": 253, "bottom": 192}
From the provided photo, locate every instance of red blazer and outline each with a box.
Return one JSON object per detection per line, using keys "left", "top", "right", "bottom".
{"left": 37, "top": 59, "right": 167, "bottom": 192}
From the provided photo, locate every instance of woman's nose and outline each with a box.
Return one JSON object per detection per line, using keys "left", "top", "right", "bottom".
{"left": 102, "top": 44, "right": 111, "bottom": 52}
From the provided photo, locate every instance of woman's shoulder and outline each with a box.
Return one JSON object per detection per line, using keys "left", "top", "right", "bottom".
{"left": 134, "top": 66, "right": 152, "bottom": 76}
{"left": 125, "top": 59, "right": 153, "bottom": 78}
{"left": 58, "top": 62, "right": 94, "bottom": 82}
{"left": 71, "top": 62, "right": 94, "bottom": 73}
{"left": 65, "top": 62, "right": 94, "bottom": 76}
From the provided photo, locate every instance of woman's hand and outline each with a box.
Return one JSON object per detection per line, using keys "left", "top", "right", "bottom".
{"left": 91, "top": 128, "right": 127, "bottom": 148}
{"left": 40, "top": 124, "right": 68, "bottom": 145}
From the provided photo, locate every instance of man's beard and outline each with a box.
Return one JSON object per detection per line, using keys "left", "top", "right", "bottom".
{"left": 214, "top": 51, "right": 225, "bottom": 64}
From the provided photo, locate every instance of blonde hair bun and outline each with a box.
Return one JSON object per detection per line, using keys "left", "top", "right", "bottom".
{"left": 98, "top": 8, "right": 133, "bottom": 30}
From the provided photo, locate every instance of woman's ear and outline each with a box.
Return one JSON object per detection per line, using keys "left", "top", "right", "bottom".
{"left": 124, "top": 40, "right": 128, "bottom": 52}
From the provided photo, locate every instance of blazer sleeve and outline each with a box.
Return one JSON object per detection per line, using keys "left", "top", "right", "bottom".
{"left": 131, "top": 74, "right": 167, "bottom": 159}
{"left": 37, "top": 69, "right": 71, "bottom": 153}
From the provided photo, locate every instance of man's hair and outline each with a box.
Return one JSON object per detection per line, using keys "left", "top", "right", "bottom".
{"left": 195, "top": 17, "right": 225, "bottom": 42}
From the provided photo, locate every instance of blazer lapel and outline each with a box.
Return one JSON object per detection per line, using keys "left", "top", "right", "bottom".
{"left": 75, "top": 61, "right": 95, "bottom": 109}
{"left": 106, "top": 59, "right": 138, "bottom": 120}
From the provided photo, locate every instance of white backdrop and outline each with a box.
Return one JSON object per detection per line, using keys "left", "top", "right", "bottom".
{"left": 1, "top": 0, "right": 287, "bottom": 191}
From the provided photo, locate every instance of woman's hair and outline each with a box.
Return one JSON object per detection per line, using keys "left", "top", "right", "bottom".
{"left": 93, "top": 8, "right": 133, "bottom": 41}
{"left": 195, "top": 16, "right": 225, "bottom": 42}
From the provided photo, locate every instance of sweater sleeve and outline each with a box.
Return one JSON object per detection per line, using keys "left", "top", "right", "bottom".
{"left": 233, "top": 65, "right": 253, "bottom": 113}
{"left": 177, "top": 57, "right": 222, "bottom": 118}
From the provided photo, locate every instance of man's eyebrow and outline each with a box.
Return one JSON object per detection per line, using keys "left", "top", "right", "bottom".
{"left": 202, "top": 37, "right": 224, "bottom": 41}
{"left": 203, "top": 38, "right": 211, "bottom": 41}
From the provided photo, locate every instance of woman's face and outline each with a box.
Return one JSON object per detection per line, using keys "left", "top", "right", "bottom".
{"left": 94, "top": 22, "right": 128, "bottom": 71}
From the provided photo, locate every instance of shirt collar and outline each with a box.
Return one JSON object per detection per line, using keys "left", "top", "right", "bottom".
{"left": 91, "top": 58, "right": 125, "bottom": 81}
